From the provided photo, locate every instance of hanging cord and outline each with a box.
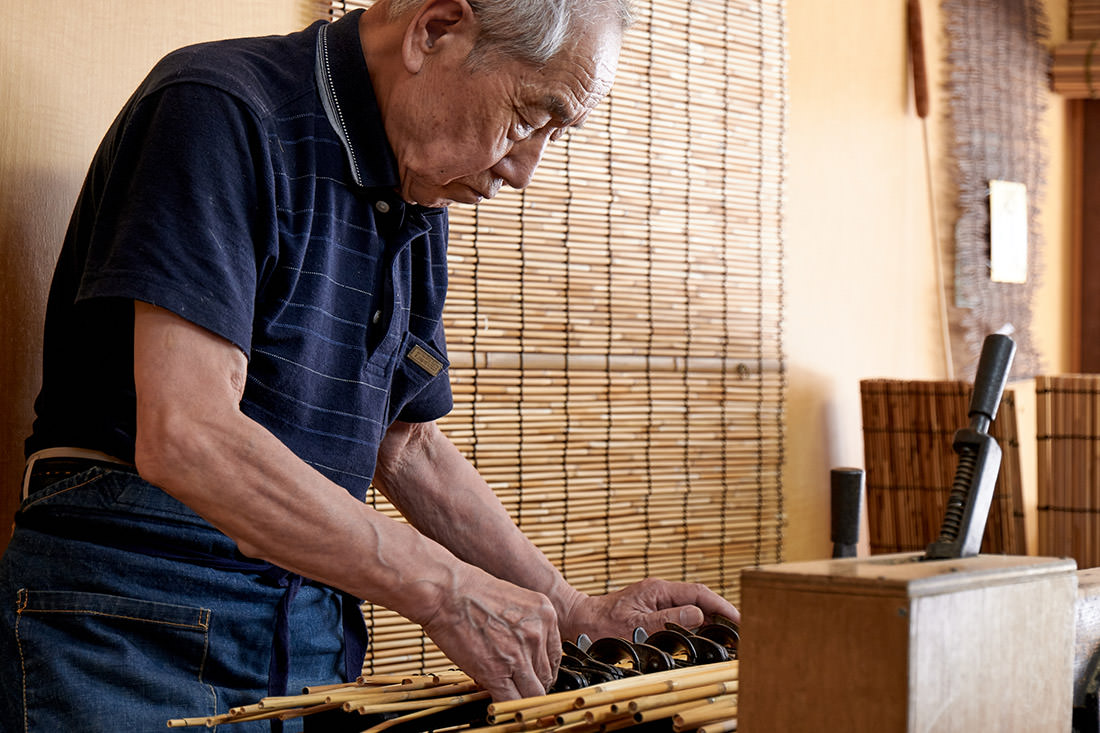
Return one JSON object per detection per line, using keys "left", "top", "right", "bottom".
{"left": 908, "top": 0, "right": 955, "bottom": 379}
{"left": 679, "top": 7, "right": 693, "bottom": 583}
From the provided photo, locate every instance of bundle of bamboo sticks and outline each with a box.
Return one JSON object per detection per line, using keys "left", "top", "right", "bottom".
{"left": 167, "top": 661, "right": 739, "bottom": 733}
{"left": 483, "top": 660, "right": 739, "bottom": 733}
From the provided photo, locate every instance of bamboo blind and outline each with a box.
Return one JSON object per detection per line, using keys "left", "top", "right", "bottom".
{"left": 860, "top": 380, "right": 1026, "bottom": 555}
{"left": 316, "top": 0, "right": 787, "bottom": 676}
{"left": 1052, "top": 0, "right": 1100, "bottom": 97}
{"left": 1036, "top": 375, "right": 1100, "bottom": 568}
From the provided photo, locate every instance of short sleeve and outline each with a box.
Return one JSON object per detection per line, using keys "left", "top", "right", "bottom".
{"left": 395, "top": 319, "right": 454, "bottom": 423}
{"left": 77, "top": 81, "right": 274, "bottom": 354}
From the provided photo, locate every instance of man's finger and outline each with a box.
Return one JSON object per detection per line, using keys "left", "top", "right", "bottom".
{"left": 639, "top": 604, "right": 704, "bottom": 633}
{"left": 481, "top": 666, "right": 546, "bottom": 702}
{"left": 482, "top": 676, "right": 522, "bottom": 703}
{"left": 540, "top": 634, "right": 562, "bottom": 690}
{"left": 511, "top": 667, "right": 548, "bottom": 700}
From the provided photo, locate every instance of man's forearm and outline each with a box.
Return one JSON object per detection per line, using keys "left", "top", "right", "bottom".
{"left": 137, "top": 403, "right": 565, "bottom": 698}
{"left": 372, "top": 423, "right": 742, "bottom": 644}
{"left": 133, "top": 302, "right": 483, "bottom": 629}
{"left": 373, "top": 421, "right": 587, "bottom": 623}
{"left": 139, "top": 413, "right": 470, "bottom": 622}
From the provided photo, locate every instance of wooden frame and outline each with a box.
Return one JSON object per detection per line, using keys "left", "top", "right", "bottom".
{"left": 1076, "top": 100, "right": 1100, "bottom": 371}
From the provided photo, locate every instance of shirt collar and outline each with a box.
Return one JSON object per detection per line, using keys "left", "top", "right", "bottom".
{"left": 315, "top": 9, "right": 400, "bottom": 190}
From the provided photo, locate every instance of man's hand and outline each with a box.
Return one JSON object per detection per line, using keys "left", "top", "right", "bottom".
{"left": 556, "top": 578, "right": 740, "bottom": 644}
{"left": 419, "top": 565, "right": 561, "bottom": 701}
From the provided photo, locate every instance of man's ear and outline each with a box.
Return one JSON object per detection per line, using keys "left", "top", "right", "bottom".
{"left": 401, "top": 0, "right": 477, "bottom": 74}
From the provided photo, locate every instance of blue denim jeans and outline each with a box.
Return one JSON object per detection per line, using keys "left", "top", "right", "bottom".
{"left": 0, "top": 466, "right": 362, "bottom": 732}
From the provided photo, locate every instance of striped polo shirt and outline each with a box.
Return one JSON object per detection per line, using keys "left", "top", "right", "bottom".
{"left": 28, "top": 10, "right": 453, "bottom": 500}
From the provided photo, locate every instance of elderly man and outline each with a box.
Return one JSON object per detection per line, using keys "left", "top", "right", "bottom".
{"left": 0, "top": 0, "right": 739, "bottom": 729}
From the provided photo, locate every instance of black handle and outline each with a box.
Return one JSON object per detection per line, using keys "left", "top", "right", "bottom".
{"left": 830, "top": 467, "right": 863, "bottom": 558}
{"left": 969, "top": 333, "right": 1016, "bottom": 428}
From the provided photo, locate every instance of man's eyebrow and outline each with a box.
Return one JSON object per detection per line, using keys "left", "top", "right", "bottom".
{"left": 542, "top": 94, "right": 579, "bottom": 127}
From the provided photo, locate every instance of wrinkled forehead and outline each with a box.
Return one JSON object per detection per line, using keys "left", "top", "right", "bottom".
{"left": 524, "top": 22, "right": 622, "bottom": 125}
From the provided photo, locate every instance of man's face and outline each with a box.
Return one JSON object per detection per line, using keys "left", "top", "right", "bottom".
{"left": 387, "top": 20, "right": 622, "bottom": 208}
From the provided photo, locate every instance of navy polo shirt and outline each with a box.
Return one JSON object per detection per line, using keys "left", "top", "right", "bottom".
{"left": 28, "top": 10, "right": 453, "bottom": 500}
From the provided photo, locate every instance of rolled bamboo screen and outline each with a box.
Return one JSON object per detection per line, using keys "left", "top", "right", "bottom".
{"left": 1052, "top": 0, "right": 1100, "bottom": 97}
{"left": 1036, "top": 375, "right": 1100, "bottom": 568}
{"left": 316, "top": 0, "right": 787, "bottom": 676}
{"left": 859, "top": 380, "right": 1026, "bottom": 556}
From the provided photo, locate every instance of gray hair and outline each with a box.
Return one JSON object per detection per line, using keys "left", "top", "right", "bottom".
{"left": 386, "top": 0, "right": 634, "bottom": 67}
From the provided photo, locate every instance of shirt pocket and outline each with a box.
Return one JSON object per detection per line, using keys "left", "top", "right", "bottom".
{"left": 15, "top": 589, "right": 214, "bottom": 730}
{"left": 386, "top": 332, "right": 451, "bottom": 425}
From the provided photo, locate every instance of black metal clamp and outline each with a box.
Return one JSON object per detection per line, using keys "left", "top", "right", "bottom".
{"left": 925, "top": 333, "right": 1016, "bottom": 560}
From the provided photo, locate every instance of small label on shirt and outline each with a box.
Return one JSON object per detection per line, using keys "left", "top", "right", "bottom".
{"left": 407, "top": 344, "right": 444, "bottom": 376}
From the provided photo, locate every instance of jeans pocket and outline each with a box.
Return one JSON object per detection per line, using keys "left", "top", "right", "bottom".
{"left": 15, "top": 589, "right": 214, "bottom": 731}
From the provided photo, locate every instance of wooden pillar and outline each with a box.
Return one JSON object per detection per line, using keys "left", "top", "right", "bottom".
{"left": 1078, "top": 100, "right": 1100, "bottom": 372}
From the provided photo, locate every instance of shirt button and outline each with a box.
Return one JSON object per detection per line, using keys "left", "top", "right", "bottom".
{"left": 372, "top": 310, "right": 382, "bottom": 324}
{"left": 375, "top": 200, "right": 391, "bottom": 214}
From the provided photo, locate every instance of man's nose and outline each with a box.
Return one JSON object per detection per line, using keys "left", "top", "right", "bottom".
{"left": 493, "top": 133, "right": 553, "bottom": 190}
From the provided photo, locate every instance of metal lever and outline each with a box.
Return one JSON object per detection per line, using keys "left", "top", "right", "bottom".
{"left": 925, "top": 333, "right": 1016, "bottom": 560}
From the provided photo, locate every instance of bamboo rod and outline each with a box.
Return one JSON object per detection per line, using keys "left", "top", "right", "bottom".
{"left": 168, "top": 700, "right": 345, "bottom": 728}
{"left": 302, "top": 680, "right": 366, "bottom": 694}
{"left": 254, "top": 680, "right": 479, "bottom": 713}
{"left": 626, "top": 680, "right": 738, "bottom": 714}
{"left": 573, "top": 662, "right": 738, "bottom": 711}
{"left": 359, "top": 702, "right": 472, "bottom": 733}
{"left": 446, "top": 350, "right": 782, "bottom": 375}
{"left": 490, "top": 691, "right": 582, "bottom": 724}
{"left": 488, "top": 661, "right": 737, "bottom": 721}
{"left": 672, "top": 697, "right": 739, "bottom": 730}
{"left": 461, "top": 719, "right": 547, "bottom": 733}
{"left": 347, "top": 690, "right": 491, "bottom": 715}
{"left": 697, "top": 717, "right": 739, "bottom": 733}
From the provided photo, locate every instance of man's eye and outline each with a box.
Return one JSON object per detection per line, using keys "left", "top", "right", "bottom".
{"left": 511, "top": 120, "right": 536, "bottom": 141}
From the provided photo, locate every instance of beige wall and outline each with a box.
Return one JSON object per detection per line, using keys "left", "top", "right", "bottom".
{"left": 784, "top": 0, "right": 1072, "bottom": 560}
{"left": 0, "top": 1, "right": 306, "bottom": 542}
{"left": 0, "top": 0, "right": 1076, "bottom": 564}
